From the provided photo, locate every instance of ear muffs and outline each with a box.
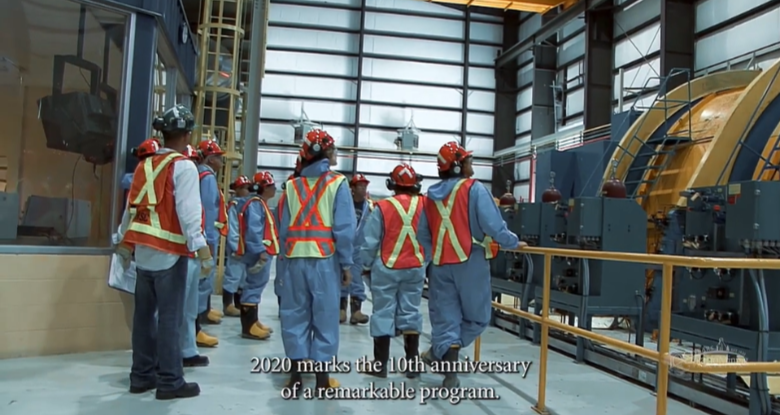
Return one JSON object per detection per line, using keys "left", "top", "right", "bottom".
{"left": 229, "top": 183, "right": 237, "bottom": 190}
{"left": 131, "top": 147, "right": 139, "bottom": 158}
{"left": 385, "top": 178, "right": 395, "bottom": 191}
{"left": 249, "top": 183, "right": 260, "bottom": 193}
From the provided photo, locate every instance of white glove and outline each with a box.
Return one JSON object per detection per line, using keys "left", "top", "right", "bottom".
{"left": 197, "top": 246, "right": 214, "bottom": 278}
{"left": 115, "top": 243, "right": 133, "bottom": 268}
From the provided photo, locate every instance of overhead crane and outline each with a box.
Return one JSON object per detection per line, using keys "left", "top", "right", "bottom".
{"left": 423, "top": 0, "right": 577, "bottom": 13}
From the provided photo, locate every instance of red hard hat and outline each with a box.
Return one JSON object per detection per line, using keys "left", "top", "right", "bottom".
{"left": 232, "top": 175, "right": 252, "bottom": 189}
{"left": 350, "top": 174, "right": 370, "bottom": 186}
{"left": 391, "top": 164, "right": 421, "bottom": 187}
{"left": 437, "top": 141, "right": 473, "bottom": 173}
{"left": 198, "top": 139, "right": 225, "bottom": 158}
{"left": 301, "top": 129, "right": 335, "bottom": 161}
{"left": 182, "top": 144, "right": 198, "bottom": 160}
{"left": 253, "top": 171, "right": 275, "bottom": 188}
{"left": 132, "top": 138, "right": 161, "bottom": 159}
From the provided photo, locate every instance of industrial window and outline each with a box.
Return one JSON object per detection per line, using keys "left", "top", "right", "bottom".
{"left": 0, "top": 0, "right": 129, "bottom": 248}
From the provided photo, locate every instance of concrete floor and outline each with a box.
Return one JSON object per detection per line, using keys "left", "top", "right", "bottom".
{"left": 0, "top": 278, "right": 711, "bottom": 415}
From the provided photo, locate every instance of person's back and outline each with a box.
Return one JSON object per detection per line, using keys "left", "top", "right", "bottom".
{"left": 358, "top": 163, "right": 431, "bottom": 379}
{"left": 420, "top": 141, "right": 522, "bottom": 389}
{"left": 116, "top": 104, "right": 213, "bottom": 400}
{"left": 277, "top": 130, "right": 356, "bottom": 391}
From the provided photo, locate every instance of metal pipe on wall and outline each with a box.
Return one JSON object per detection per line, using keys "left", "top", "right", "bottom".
{"left": 617, "top": 67, "right": 625, "bottom": 110}
{"left": 242, "top": 0, "right": 268, "bottom": 176}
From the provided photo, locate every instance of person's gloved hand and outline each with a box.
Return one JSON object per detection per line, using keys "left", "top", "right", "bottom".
{"left": 248, "top": 253, "right": 269, "bottom": 274}
{"left": 115, "top": 243, "right": 133, "bottom": 268}
{"left": 197, "top": 246, "right": 214, "bottom": 278}
{"left": 342, "top": 267, "right": 352, "bottom": 287}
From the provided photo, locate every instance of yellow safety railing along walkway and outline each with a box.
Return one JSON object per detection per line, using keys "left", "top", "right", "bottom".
{"left": 472, "top": 247, "right": 780, "bottom": 415}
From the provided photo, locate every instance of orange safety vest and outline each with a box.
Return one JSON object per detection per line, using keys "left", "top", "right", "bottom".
{"left": 376, "top": 194, "right": 425, "bottom": 269}
{"left": 236, "top": 197, "right": 280, "bottom": 256}
{"left": 276, "top": 192, "right": 286, "bottom": 223}
{"left": 123, "top": 152, "right": 190, "bottom": 256}
{"left": 284, "top": 171, "right": 346, "bottom": 258}
{"left": 198, "top": 170, "right": 229, "bottom": 237}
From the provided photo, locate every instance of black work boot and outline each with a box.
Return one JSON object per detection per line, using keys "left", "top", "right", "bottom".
{"left": 360, "top": 336, "right": 391, "bottom": 378}
{"left": 240, "top": 304, "right": 270, "bottom": 340}
{"left": 234, "top": 289, "right": 242, "bottom": 308}
{"left": 339, "top": 297, "right": 348, "bottom": 324}
{"left": 442, "top": 347, "right": 461, "bottom": 388}
{"left": 222, "top": 291, "right": 239, "bottom": 317}
{"left": 403, "top": 333, "right": 421, "bottom": 379}
{"left": 284, "top": 359, "right": 303, "bottom": 396}
{"left": 315, "top": 372, "right": 339, "bottom": 395}
{"left": 200, "top": 297, "right": 221, "bottom": 325}
{"left": 349, "top": 297, "right": 369, "bottom": 325}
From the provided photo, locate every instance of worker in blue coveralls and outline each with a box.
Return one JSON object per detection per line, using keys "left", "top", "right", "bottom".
{"left": 340, "top": 174, "right": 373, "bottom": 325}
{"left": 195, "top": 139, "right": 229, "bottom": 327}
{"left": 420, "top": 141, "right": 525, "bottom": 388}
{"left": 223, "top": 175, "right": 253, "bottom": 319}
{"left": 233, "top": 171, "right": 279, "bottom": 341}
{"left": 359, "top": 163, "right": 431, "bottom": 379}
{"left": 278, "top": 129, "right": 356, "bottom": 391}
{"left": 179, "top": 144, "right": 211, "bottom": 366}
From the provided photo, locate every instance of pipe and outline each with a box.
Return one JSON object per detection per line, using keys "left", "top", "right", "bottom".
{"left": 618, "top": 67, "right": 625, "bottom": 110}
{"left": 242, "top": 0, "right": 268, "bottom": 176}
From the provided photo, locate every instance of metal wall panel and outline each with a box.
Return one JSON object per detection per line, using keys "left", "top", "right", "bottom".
{"left": 260, "top": 0, "right": 499, "bottom": 184}
{"left": 614, "top": 57, "right": 659, "bottom": 99}
{"left": 515, "top": 133, "right": 531, "bottom": 147}
{"left": 614, "top": 23, "right": 660, "bottom": 68}
{"left": 513, "top": 182, "right": 530, "bottom": 201}
{"left": 695, "top": 5, "right": 780, "bottom": 70}
{"left": 354, "top": 158, "right": 493, "bottom": 181}
{"left": 516, "top": 86, "right": 532, "bottom": 112}
{"left": 696, "top": 0, "right": 774, "bottom": 32}
{"left": 515, "top": 159, "right": 531, "bottom": 181}
{"left": 559, "top": 32, "right": 585, "bottom": 66}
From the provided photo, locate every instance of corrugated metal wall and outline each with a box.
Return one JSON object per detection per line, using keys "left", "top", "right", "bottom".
{"left": 256, "top": 0, "right": 503, "bottom": 197}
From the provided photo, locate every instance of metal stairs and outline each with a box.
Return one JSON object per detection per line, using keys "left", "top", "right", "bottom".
{"left": 614, "top": 69, "right": 693, "bottom": 203}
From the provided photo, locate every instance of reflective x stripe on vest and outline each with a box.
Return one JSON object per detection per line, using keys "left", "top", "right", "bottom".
{"left": 126, "top": 153, "right": 188, "bottom": 245}
{"left": 236, "top": 196, "right": 261, "bottom": 256}
{"left": 430, "top": 179, "right": 471, "bottom": 265}
{"left": 260, "top": 199, "right": 280, "bottom": 255}
{"left": 198, "top": 170, "right": 229, "bottom": 237}
{"left": 284, "top": 172, "right": 345, "bottom": 258}
{"left": 379, "top": 195, "right": 424, "bottom": 269}
{"left": 472, "top": 236, "right": 499, "bottom": 259}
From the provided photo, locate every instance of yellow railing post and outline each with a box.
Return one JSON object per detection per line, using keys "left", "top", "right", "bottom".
{"left": 656, "top": 263, "right": 674, "bottom": 415}
{"left": 474, "top": 336, "right": 481, "bottom": 361}
{"left": 532, "top": 253, "right": 552, "bottom": 415}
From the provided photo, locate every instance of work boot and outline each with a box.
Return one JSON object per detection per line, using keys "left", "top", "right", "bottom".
{"left": 208, "top": 296, "right": 223, "bottom": 320}
{"left": 420, "top": 347, "right": 438, "bottom": 368}
{"left": 199, "top": 310, "right": 221, "bottom": 325}
{"left": 349, "top": 297, "right": 369, "bottom": 325}
{"left": 315, "top": 372, "right": 340, "bottom": 396}
{"left": 339, "top": 297, "right": 348, "bottom": 324}
{"left": 222, "top": 292, "right": 240, "bottom": 317}
{"left": 360, "top": 336, "right": 391, "bottom": 378}
{"left": 234, "top": 289, "right": 242, "bottom": 309}
{"left": 183, "top": 355, "right": 210, "bottom": 367}
{"left": 285, "top": 359, "right": 304, "bottom": 393}
{"left": 240, "top": 304, "right": 270, "bottom": 340}
{"left": 403, "top": 333, "right": 421, "bottom": 379}
{"left": 441, "top": 346, "right": 461, "bottom": 388}
{"left": 194, "top": 319, "right": 218, "bottom": 347}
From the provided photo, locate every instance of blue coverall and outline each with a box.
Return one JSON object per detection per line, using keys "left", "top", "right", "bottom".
{"left": 277, "top": 159, "right": 356, "bottom": 361}
{"left": 341, "top": 199, "right": 371, "bottom": 301}
{"left": 360, "top": 203, "right": 431, "bottom": 337}
{"left": 273, "top": 196, "right": 286, "bottom": 299}
{"left": 238, "top": 197, "right": 274, "bottom": 305}
{"left": 197, "top": 165, "right": 221, "bottom": 314}
{"left": 424, "top": 179, "right": 519, "bottom": 359}
{"left": 223, "top": 198, "right": 246, "bottom": 294}
{"left": 181, "top": 257, "right": 201, "bottom": 358}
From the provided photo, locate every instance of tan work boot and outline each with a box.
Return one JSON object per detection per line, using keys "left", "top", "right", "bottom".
{"left": 207, "top": 309, "right": 222, "bottom": 324}
{"left": 240, "top": 304, "right": 271, "bottom": 340}
{"left": 196, "top": 330, "right": 219, "bottom": 348}
{"left": 339, "top": 297, "right": 348, "bottom": 324}
{"left": 349, "top": 297, "right": 369, "bottom": 325}
{"left": 223, "top": 292, "right": 240, "bottom": 317}
{"left": 257, "top": 320, "right": 274, "bottom": 333}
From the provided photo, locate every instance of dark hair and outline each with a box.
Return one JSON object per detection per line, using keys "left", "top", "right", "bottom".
{"left": 393, "top": 186, "right": 420, "bottom": 196}
{"left": 438, "top": 170, "right": 461, "bottom": 180}
{"left": 300, "top": 153, "right": 326, "bottom": 169}
{"left": 162, "top": 130, "right": 189, "bottom": 142}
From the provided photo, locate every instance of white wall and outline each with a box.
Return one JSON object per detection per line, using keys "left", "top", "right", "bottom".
{"left": 258, "top": 0, "right": 502, "bottom": 197}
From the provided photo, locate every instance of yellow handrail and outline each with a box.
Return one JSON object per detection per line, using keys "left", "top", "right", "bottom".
{"left": 472, "top": 247, "right": 780, "bottom": 415}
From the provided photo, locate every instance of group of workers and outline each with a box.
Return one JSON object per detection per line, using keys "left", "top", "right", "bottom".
{"left": 114, "top": 103, "right": 525, "bottom": 401}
